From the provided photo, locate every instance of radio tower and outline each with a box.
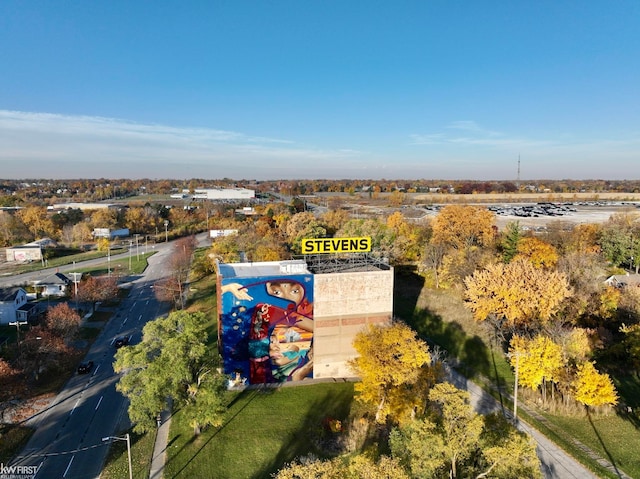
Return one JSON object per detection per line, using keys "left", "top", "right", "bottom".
{"left": 516, "top": 155, "right": 521, "bottom": 186}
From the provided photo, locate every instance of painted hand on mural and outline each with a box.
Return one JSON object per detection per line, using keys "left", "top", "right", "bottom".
{"left": 221, "top": 282, "right": 253, "bottom": 301}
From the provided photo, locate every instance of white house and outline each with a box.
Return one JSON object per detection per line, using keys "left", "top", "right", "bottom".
{"left": 32, "top": 272, "right": 72, "bottom": 297}
{"left": 0, "top": 288, "right": 35, "bottom": 325}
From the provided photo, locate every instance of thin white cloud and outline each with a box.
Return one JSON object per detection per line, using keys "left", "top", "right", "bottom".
{"left": 0, "top": 110, "right": 365, "bottom": 179}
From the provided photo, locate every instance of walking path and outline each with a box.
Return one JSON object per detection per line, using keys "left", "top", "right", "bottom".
{"left": 149, "top": 401, "right": 172, "bottom": 479}
{"left": 447, "top": 368, "right": 632, "bottom": 479}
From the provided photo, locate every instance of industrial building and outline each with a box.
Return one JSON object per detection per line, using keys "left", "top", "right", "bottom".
{"left": 193, "top": 188, "right": 255, "bottom": 201}
{"left": 216, "top": 253, "right": 393, "bottom": 386}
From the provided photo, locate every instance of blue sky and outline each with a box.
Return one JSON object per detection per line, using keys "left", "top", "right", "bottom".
{"left": 1, "top": 1, "right": 638, "bottom": 181}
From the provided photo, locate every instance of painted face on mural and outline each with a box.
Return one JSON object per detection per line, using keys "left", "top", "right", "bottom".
{"left": 269, "top": 333, "right": 299, "bottom": 366}
{"left": 266, "top": 281, "right": 305, "bottom": 305}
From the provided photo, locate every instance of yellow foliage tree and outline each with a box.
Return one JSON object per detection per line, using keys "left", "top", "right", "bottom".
{"left": 349, "top": 322, "right": 433, "bottom": 424}
{"left": 464, "top": 258, "right": 572, "bottom": 336}
{"left": 509, "top": 335, "right": 563, "bottom": 404}
{"left": 514, "top": 237, "right": 558, "bottom": 269}
{"left": 572, "top": 361, "right": 618, "bottom": 408}
{"left": 431, "top": 205, "right": 495, "bottom": 250}
{"left": 597, "top": 286, "right": 621, "bottom": 320}
{"left": 18, "top": 205, "right": 56, "bottom": 239}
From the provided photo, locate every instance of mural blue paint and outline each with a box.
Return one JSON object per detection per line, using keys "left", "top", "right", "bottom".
{"left": 219, "top": 275, "right": 314, "bottom": 384}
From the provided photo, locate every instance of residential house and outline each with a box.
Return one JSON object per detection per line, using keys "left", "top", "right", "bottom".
{"left": 33, "top": 272, "right": 72, "bottom": 297}
{"left": 604, "top": 274, "right": 640, "bottom": 289}
{"left": 0, "top": 287, "right": 38, "bottom": 325}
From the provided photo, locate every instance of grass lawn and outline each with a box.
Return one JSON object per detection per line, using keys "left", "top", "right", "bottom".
{"left": 0, "top": 426, "right": 33, "bottom": 464}
{"left": 164, "top": 383, "right": 355, "bottom": 479}
{"left": 100, "top": 429, "right": 157, "bottom": 479}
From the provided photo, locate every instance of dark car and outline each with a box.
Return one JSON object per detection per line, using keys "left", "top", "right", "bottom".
{"left": 114, "top": 336, "right": 130, "bottom": 348}
{"left": 77, "top": 361, "right": 94, "bottom": 374}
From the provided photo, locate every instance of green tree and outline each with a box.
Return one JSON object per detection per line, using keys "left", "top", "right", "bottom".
{"left": 390, "top": 383, "right": 483, "bottom": 479}
{"left": 390, "top": 385, "right": 541, "bottom": 479}
{"left": 114, "top": 311, "right": 227, "bottom": 434}
{"left": 500, "top": 221, "right": 521, "bottom": 263}
{"left": 348, "top": 322, "right": 435, "bottom": 424}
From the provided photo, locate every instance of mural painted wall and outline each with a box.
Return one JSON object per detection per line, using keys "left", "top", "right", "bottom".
{"left": 219, "top": 274, "right": 314, "bottom": 385}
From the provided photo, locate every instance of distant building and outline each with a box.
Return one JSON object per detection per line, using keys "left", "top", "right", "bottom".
{"left": 93, "top": 228, "right": 130, "bottom": 240}
{"left": 193, "top": 188, "right": 255, "bottom": 201}
{"left": 5, "top": 245, "right": 43, "bottom": 263}
{"left": 49, "top": 202, "right": 119, "bottom": 211}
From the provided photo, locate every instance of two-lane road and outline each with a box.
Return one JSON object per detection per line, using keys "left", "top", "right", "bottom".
{"left": 11, "top": 240, "right": 179, "bottom": 479}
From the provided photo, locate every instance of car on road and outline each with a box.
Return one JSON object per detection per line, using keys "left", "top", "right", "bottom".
{"left": 114, "top": 336, "right": 130, "bottom": 348}
{"left": 77, "top": 361, "right": 94, "bottom": 374}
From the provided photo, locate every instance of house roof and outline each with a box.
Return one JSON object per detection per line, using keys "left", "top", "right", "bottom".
{"left": 605, "top": 274, "right": 640, "bottom": 287}
{"left": 0, "top": 287, "right": 25, "bottom": 302}
{"left": 34, "top": 272, "right": 71, "bottom": 285}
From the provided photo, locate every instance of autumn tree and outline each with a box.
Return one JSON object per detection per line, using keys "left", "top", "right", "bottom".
{"left": 464, "top": 258, "right": 572, "bottom": 338}
{"left": 386, "top": 211, "right": 429, "bottom": 263}
{"left": 114, "top": 311, "right": 227, "bottom": 434}
{"left": 274, "top": 455, "right": 410, "bottom": 479}
{"left": 89, "top": 208, "right": 119, "bottom": 230}
{"left": 154, "top": 236, "right": 195, "bottom": 309}
{"left": 17, "top": 205, "right": 56, "bottom": 240}
{"left": 19, "top": 328, "right": 78, "bottom": 380}
{"left": 0, "top": 211, "right": 30, "bottom": 246}
{"left": 336, "top": 219, "right": 398, "bottom": 263}
{"left": 509, "top": 335, "right": 564, "bottom": 404}
{"left": 45, "top": 302, "right": 82, "bottom": 339}
{"left": 514, "top": 237, "right": 559, "bottom": 269}
{"left": 124, "top": 206, "right": 161, "bottom": 234}
{"left": 284, "top": 212, "right": 327, "bottom": 255}
{"left": 77, "top": 275, "right": 119, "bottom": 312}
{"left": 431, "top": 205, "right": 495, "bottom": 251}
{"left": 572, "top": 361, "right": 618, "bottom": 408}
{"left": 320, "top": 208, "right": 350, "bottom": 236}
{"left": 348, "top": 322, "right": 437, "bottom": 424}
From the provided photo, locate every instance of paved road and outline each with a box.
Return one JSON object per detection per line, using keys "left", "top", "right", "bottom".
{"left": 10, "top": 241, "right": 178, "bottom": 479}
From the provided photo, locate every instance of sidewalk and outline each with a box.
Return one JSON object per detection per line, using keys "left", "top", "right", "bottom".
{"left": 446, "top": 367, "right": 632, "bottom": 479}
{"left": 149, "top": 403, "right": 172, "bottom": 479}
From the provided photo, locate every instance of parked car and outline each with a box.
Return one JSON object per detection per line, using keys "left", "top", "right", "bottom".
{"left": 77, "top": 361, "right": 94, "bottom": 374}
{"left": 114, "top": 336, "right": 130, "bottom": 348}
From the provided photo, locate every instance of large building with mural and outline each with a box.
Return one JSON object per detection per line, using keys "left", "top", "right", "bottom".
{"left": 216, "top": 245, "right": 393, "bottom": 386}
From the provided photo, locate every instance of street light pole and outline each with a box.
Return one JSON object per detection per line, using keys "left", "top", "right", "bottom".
{"left": 164, "top": 220, "right": 169, "bottom": 242}
{"left": 102, "top": 434, "right": 132, "bottom": 479}
{"left": 135, "top": 234, "right": 140, "bottom": 260}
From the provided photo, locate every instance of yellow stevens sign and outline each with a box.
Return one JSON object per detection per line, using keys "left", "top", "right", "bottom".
{"left": 301, "top": 237, "right": 372, "bottom": 254}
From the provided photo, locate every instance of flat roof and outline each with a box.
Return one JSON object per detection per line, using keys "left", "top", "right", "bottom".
{"left": 217, "top": 260, "right": 310, "bottom": 279}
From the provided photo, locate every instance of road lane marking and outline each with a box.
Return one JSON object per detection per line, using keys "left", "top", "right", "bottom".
{"left": 138, "top": 314, "right": 142, "bottom": 322}
{"left": 123, "top": 317, "right": 128, "bottom": 324}
{"left": 63, "top": 455, "right": 74, "bottom": 477}
{"left": 93, "top": 364, "right": 100, "bottom": 375}
{"left": 95, "top": 396, "right": 103, "bottom": 411}
{"left": 70, "top": 399, "right": 80, "bottom": 416}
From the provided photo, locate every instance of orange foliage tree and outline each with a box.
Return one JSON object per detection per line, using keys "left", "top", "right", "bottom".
{"left": 464, "top": 258, "right": 572, "bottom": 338}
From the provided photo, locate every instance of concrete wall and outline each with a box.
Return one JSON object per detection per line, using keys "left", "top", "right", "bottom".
{"left": 313, "top": 268, "right": 394, "bottom": 379}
